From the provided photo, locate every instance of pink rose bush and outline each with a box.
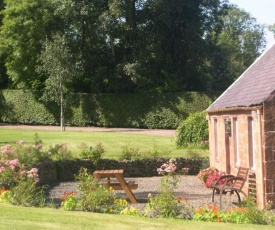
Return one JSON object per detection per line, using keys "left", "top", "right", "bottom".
{"left": 157, "top": 159, "right": 189, "bottom": 175}
{"left": 157, "top": 158, "right": 177, "bottom": 174}
{"left": 0, "top": 140, "right": 42, "bottom": 189}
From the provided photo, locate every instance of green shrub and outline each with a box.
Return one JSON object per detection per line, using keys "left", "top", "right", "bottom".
{"left": 144, "top": 174, "right": 193, "bottom": 219}
{"left": 0, "top": 90, "right": 217, "bottom": 129}
{"left": 76, "top": 168, "right": 129, "bottom": 214}
{"left": 194, "top": 197, "right": 271, "bottom": 225}
{"left": 176, "top": 111, "right": 209, "bottom": 148}
{"left": 0, "top": 134, "right": 50, "bottom": 167}
{"left": 48, "top": 143, "right": 74, "bottom": 161}
{"left": 0, "top": 167, "right": 46, "bottom": 207}
{"left": 144, "top": 107, "right": 180, "bottom": 129}
{"left": 6, "top": 177, "right": 46, "bottom": 207}
{"left": 77, "top": 142, "right": 106, "bottom": 167}
{"left": 60, "top": 191, "right": 77, "bottom": 211}
{"left": 119, "top": 145, "right": 165, "bottom": 160}
{"left": 119, "top": 146, "right": 141, "bottom": 160}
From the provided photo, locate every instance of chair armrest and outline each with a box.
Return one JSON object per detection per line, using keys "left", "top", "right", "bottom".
{"left": 220, "top": 176, "right": 245, "bottom": 189}
{"left": 225, "top": 176, "right": 244, "bottom": 184}
{"left": 214, "top": 175, "right": 234, "bottom": 186}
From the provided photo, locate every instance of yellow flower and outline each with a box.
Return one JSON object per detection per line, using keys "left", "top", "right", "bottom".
{"left": 109, "top": 208, "right": 113, "bottom": 213}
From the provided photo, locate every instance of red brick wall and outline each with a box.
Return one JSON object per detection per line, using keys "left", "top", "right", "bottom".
{"left": 263, "top": 99, "right": 275, "bottom": 207}
{"left": 208, "top": 107, "right": 267, "bottom": 207}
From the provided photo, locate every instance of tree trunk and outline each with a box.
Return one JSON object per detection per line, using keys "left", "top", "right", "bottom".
{"left": 60, "top": 90, "right": 65, "bottom": 131}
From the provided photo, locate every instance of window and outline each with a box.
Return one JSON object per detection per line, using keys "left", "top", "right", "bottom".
{"left": 248, "top": 117, "right": 255, "bottom": 169}
{"left": 233, "top": 118, "right": 239, "bottom": 165}
{"left": 214, "top": 118, "right": 219, "bottom": 161}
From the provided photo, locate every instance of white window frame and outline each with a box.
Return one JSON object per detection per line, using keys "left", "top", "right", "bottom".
{"left": 248, "top": 117, "right": 256, "bottom": 170}
{"left": 214, "top": 118, "right": 219, "bottom": 161}
{"left": 233, "top": 118, "right": 240, "bottom": 166}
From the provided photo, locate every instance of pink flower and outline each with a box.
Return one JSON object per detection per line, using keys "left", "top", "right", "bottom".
{"left": 17, "top": 140, "right": 25, "bottom": 145}
{"left": 29, "top": 168, "right": 38, "bottom": 174}
{"left": 157, "top": 159, "right": 177, "bottom": 174}
{"left": 182, "top": 167, "right": 189, "bottom": 174}
{"left": 9, "top": 159, "right": 19, "bottom": 167}
{"left": 27, "top": 168, "right": 40, "bottom": 182}
{"left": 35, "top": 143, "right": 42, "bottom": 150}
{"left": 10, "top": 165, "right": 15, "bottom": 171}
{"left": 1, "top": 145, "right": 11, "bottom": 154}
{"left": 0, "top": 166, "right": 5, "bottom": 173}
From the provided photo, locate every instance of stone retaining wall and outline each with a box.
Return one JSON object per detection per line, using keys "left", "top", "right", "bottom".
{"left": 36, "top": 158, "right": 205, "bottom": 185}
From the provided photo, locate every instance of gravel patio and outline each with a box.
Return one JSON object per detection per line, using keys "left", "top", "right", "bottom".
{"left": 48, "top": 175, "right": 240, "bottom": 212}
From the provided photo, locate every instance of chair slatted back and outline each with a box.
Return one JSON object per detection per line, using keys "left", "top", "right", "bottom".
{"left": 233, "top": 167, "right": 249, "bottom": 190}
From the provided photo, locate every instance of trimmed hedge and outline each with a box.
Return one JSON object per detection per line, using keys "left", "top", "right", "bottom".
{"left": 0, "top": 90, "right": 218, "bottom": 129}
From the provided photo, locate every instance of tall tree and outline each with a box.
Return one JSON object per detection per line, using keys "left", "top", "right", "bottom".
{"left": 0, "top": 0, "right": 55, "bottom": 89}
{"left": 0, "top": 0, "right": 8, "bottom": 89}
{"left": 207, "top": 5, "right": 266, "bottom": 91}
{"left": 36, "top": 34, "right": 83, "bottom": 131}
{"left": 132, "top": 0, "right": 224, "bottom": 92}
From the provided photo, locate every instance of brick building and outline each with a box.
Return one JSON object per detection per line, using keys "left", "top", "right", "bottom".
{"left": 206, "top": 44, "right": 275, "bottom": 208}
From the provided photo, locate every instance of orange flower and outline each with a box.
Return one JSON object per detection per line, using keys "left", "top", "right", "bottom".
{"left": 0, "top": 187, "right": 7, "bottom": 194}
{"left": 212, "top": 204, "right": 219, "bottom": 215}
{"left": 177, "top": 197, "right": 183, "bottom": 203}
{"left": 197, "top": 208, "right": 204, "bottom": 214}
{"left": 60, "top": 191, "right": 76, "bottom": 201}
{"left": 216, "top": 218, "right": 221, "bottom": 222}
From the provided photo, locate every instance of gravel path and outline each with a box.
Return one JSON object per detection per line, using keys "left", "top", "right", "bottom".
{"left": 48, "top": 176, "right": 240, "bottom": 212}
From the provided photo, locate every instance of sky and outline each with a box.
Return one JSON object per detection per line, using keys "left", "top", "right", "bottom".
{"left": 229, "top": 0, "right": 275, "bottom": 48}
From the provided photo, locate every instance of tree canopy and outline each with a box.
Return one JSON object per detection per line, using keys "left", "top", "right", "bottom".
{"left": 0, "top": 0, "right": 267, "bottom": 93}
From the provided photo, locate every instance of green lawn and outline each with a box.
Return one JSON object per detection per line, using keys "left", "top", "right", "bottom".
{"left": 0, "top": 128, "right": 209, "bottom": 159}
{"left": 0, "top": 203, "right": 273, "bottom": 230}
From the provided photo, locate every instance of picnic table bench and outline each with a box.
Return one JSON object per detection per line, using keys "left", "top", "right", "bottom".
{"left": 93, "top": 169, "right": 138, "bottom": 203}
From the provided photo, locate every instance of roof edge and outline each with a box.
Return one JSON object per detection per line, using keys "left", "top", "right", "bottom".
{"left": 206, "top": 105, "right": 262, "bottom": 114}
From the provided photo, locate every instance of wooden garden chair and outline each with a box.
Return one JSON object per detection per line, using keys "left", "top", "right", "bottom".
{"left": 212, "top": 167, "right": 249, "bottom": 209}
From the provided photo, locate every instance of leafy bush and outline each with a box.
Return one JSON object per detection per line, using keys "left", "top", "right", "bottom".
{"left": 48, "top": 143, "right": 74, "bottom": 161}
{"left": 1, "top": 135, "right": 50, "bottom": 167}
{"left": 0, "top": 164, "right": 46, "bottom": 207}
{"left": 77, "top": 142, "right": 106, "bottom": 167}
{"left": 75, "top": 168, "right": 114, "bottom": 213}
{"left": 144, "top": 174, "right": 193, "bottom": 219}
{"left": 119, "top": 146, "right": 141, "bottom": 160}
{"left": 60, "top": 191, "right": 77, "bottom": 211}
{"left": 144, "top": 107, "right": 180, "bottom": 129}
{"left": 75, "top": 168, "right": 129, "bottom": 214}
{"left": 6, "top": 177, "right": 46, "bottom": 207}
{"left": 176, "top": 111, "right": 208, "bottom": 147}
{"left": 119, "top": 145, "right": 165, "bottom": 160}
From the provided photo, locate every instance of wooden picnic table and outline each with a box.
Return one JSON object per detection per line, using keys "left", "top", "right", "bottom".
{"left": 93, "top": 169, "right": 138, "bottom": 203}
